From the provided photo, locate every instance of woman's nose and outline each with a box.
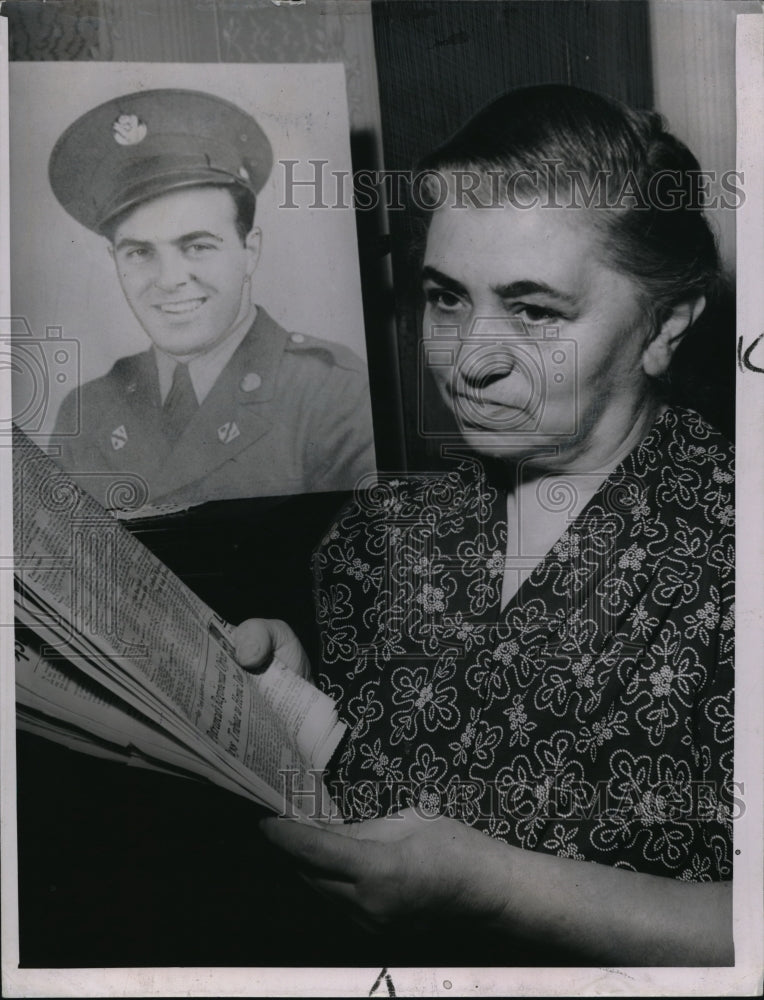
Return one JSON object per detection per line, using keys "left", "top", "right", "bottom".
{"left": 458, "top": 346, "right": 517, "bottom": 388}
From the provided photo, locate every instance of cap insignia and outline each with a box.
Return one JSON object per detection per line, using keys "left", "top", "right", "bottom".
{"left": 112, "top": 114, "right": 147, "bottom": 146}
{"left": 238, "top": 166, "right": 251, "bottom": 181}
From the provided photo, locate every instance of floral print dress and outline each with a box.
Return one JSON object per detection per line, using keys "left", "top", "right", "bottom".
{"left": 313, "top": 408, "right": 734, "bottom": 880}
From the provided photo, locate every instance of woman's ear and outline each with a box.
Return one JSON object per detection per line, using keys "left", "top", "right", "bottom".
{"left": 642, "top": 296, "right": 706, "bottom": 377}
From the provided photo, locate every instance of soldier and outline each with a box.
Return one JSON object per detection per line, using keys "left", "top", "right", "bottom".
{"left": 48, "top": 88, "right": 375, "bottom": 510}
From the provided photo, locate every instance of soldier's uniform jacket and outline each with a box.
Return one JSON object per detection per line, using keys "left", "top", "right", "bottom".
{"left": 52, "top": 308, "right": 376, "bottom": 510}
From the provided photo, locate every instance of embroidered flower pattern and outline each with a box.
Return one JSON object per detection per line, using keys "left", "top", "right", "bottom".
{"left": 502, "top": 694, "right": 537, "bottom": 748}
{"left": 650, "top": 663, "right": 674, "bottom": 699}
{"left": 552, "top": 532, "right": 581, "bottom": 562}
{"left": 315, "top": 409, "right": 733, "bottom": 881}
{"left": 358, "top": 738, "right": 403, "bottom": 786}
{"left": 572, "top": 654, "right": 596, "bottom": 690}
{"left": 417, "top": 582, "right": 446, "bottom": 613}
{"left": 543, "top": 824, "right": 586, "bottom": 861}
{"left": 347, "top": 556, "right": 370, "bottom": 581}
{"left": 389, "top": 662, "right": 460, "bottom": 743}
{"left": 486, "top": 550, "right": 505, "bottom": 578}
{"left": 618, "top": 542, "right": 646, "bottom": 572}
{"left": 494, "top": 639, "right": 520, "bottom": 665}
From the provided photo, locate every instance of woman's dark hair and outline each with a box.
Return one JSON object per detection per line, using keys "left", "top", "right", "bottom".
{"left": 416, "top": 84, "right": 723, "bottom": 327}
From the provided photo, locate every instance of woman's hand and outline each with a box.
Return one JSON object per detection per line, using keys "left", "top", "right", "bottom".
{"left": 260, "top": 808, "right": 734, "bottom": 964}
{"left": 259, "top": 807, "right": 508, "bottom": 932}
{"left": 234, "top": 618, "right": 312, "bottom": 681}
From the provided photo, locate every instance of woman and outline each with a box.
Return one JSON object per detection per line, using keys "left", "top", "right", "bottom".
{"left": 236, "top": 85, "right": 734, "bottom": 965}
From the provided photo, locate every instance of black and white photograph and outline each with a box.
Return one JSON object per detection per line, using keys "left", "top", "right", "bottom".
{"left": 10, "top": 61, "right": 376, "bottom": 508}
{"left": 1, "top": 0, "right": 762, "bottom": 996}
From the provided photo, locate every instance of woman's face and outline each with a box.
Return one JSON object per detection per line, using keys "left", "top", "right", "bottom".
{"left": 422, "top": 201, "right": 658, "bottom": 473}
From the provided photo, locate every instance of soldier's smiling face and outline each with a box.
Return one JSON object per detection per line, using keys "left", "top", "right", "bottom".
{"left": 110, "top": 186, "right": 261, "bottom": 359}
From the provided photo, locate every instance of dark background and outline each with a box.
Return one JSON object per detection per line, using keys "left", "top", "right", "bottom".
{"left": 16, "top": 492, "right": 584, "bottom": 968}
{"left": 8, "top": 0, "right": 735, "bottom": 970}
{"left": 371, "top": 0, "right": 735, "bottom": 465}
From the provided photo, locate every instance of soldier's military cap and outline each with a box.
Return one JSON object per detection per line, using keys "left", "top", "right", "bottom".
{"left": 49, "top": 88, "right": 273, "bottom": 235}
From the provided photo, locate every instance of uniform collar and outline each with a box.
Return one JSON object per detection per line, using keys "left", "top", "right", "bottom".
{"left": 153, "top": 304, "right": 258, "bottom": 405}
{"left": 140, "top": 308, "right": 292, "bottom": 502}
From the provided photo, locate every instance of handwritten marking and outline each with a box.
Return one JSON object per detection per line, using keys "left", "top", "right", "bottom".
{"left": 737, "top": 331, "right": 764, "bottom": 373}
{"left": 369, "top": 966, "right": 396, "bottom": 997}
{"left": 599, "top": 967, "right": 636, "bottom": 980}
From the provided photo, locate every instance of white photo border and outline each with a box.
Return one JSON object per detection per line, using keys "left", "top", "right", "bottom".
{"left": 2, "top": 5, "right": 762, "bottom": 997}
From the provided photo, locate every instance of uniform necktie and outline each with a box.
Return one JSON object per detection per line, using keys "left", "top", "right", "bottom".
{"left": 163, "top": 363, "right": 197, "bottom": 443}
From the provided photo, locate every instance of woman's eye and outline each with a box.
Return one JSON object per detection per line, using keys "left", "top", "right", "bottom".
{"left": 509, "top": 303, "right": 559, "bottom": 324}
{"left": 425, "top": 288, "right": 465, "bottom": 312}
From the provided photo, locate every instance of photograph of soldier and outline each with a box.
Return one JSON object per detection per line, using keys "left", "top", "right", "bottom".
{"left": 18, "top": 77, "right": 376, "bottom": 509}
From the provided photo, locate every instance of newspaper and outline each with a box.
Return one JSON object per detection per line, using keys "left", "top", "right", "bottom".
{"left": 12, "top": 426, "right": 345, "bottom": 817}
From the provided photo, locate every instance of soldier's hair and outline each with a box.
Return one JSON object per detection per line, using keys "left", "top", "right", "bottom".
{"left": 228, "top": 183, "right": 257, "bottom": 243}
{"left": 102, "top": 182, "right": 256, "bottom": 244}
{"left": 416, "top": 84, "right": 722, "bottom": 328}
